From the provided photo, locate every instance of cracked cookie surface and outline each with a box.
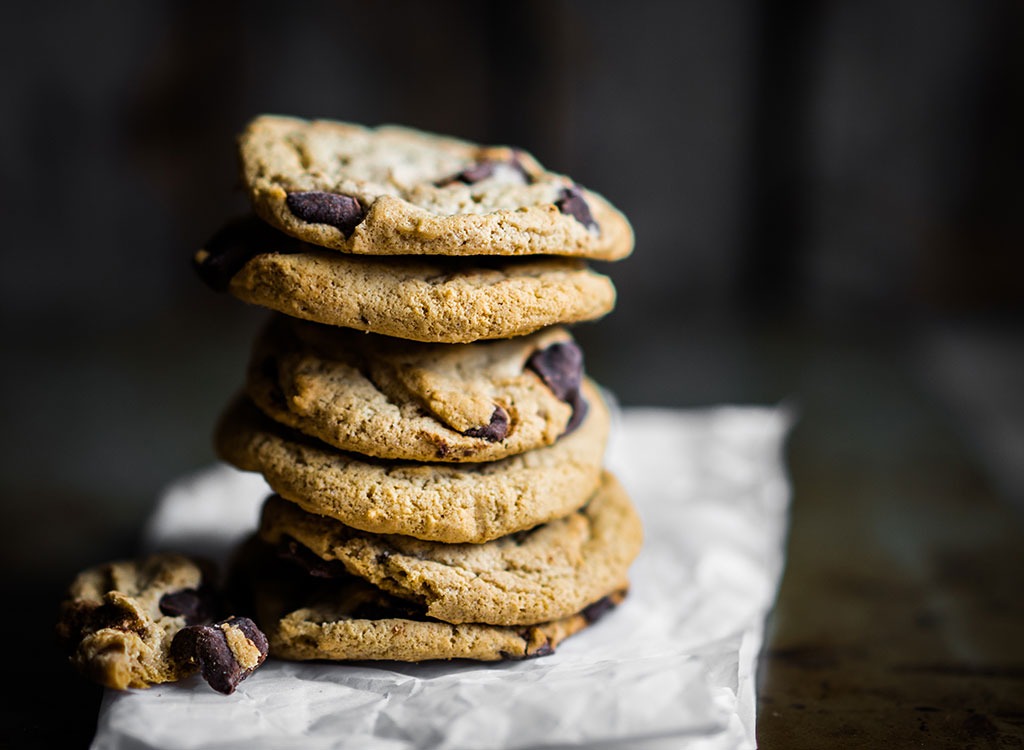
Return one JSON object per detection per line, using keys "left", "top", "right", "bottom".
{"left": 238, "top": 115, "right": 633, "bottom": 260}
{"left": 246, "top": 315, "right": 592, "bottom": 462}
{"left": 256, "top": 471, "right": 643, "bottom": 626}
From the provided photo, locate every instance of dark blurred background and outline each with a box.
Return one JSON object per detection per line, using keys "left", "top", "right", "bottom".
{"left": 3, "top": 1, "right": 1023, "bottom": 746}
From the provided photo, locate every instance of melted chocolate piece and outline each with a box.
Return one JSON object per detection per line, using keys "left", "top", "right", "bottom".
{"left": 285, "top": 191, "right": 365, "bottom": 237}
{"left": 527, "top": 341, "right": 588, "bottom": 435}
{"left": 555, "top": 185, "right": 598, "bottom": 231}
{"left": 276, "top": 536, "right": 349, "bottom": 579}
{"left": 527, "top": 342, "right": 583, "bottom": 401}
{"left": 447, "top": 161, "right": 498, "bottom": 185}
{"left": 462, "top": 405, "right": 510, "bottom": 442}
{"left": 170, "top": 616, "right": 268, "bottom": 695}
{"left": 581, "top": 595, "right": 617, "bottom": 624}
{"left": 436, "top": 153, "right": 531, "bottom": 186}
{"left": 501, "top": 638, "right": 555, "bottom": 661}
{"left": 562, "top": 390, "right": 589, "bottom": 436}
{"left": 159, "top": 588, "right": 212, "bottom": 625}
{"left": 530, "top": 642, "right": 555, "bottom": 658}
{"left": 193, "top": 215, "right": 300, "bottom": 292}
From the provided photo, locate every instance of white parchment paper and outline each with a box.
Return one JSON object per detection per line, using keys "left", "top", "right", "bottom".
{"left": 91, "top": 404, "right": 793, "bottom": 750}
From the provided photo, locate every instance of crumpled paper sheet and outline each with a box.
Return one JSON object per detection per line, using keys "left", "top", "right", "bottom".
{"left": 90, "top": 403, "right": 793, "bottom": 750}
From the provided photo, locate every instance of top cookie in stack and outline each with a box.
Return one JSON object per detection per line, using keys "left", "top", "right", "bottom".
{"left": 196, "top": 115, "right": 643, "bottom": 664}
{"left": 237, "top": 115, "right": 633, "bottom": 261}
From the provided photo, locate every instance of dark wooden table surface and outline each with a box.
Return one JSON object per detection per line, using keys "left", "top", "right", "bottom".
{"left": 755, "top": 324, "right": 1024, "bottom": 748}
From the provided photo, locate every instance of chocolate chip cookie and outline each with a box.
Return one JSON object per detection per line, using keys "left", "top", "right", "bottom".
{"left": 238, "top": 115, "right": 633, "bottom": 260}
{"left": 214, "top": 378, "right": 609, "bottom": 543}
{"left": 231, "top": 535, "right": 627, "bottom": 662}
{"left": 245, "top": 315, "right": 593, "bottom": 462}
{"left": 256, "top": 471, "right": 643, "bottom": 626}
{"left": 194, "top": 217, "right": 616, "bottom": 343}
{"left": 55, "top": 553, "right": 268, "bottom": 693}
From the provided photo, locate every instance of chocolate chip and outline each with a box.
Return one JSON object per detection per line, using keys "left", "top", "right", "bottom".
{"left": 555, "top": 184, "right": 598, "bottom": 231}
{"left": 436, "top": 153, "right": 532, "bottom": 187}
{"left": 529, "top": 642, "right": 555, "bottom": 658}
{"left": 285, "top": 191, "right": 365, "bottom": 237}
{"left": 462, "top": 405, "right": 510, "bottom": 442}
{"left": 193, "top": 215, "right": 297, "bottom": 292}
{"left": 502, "top": 632, "right": 555, "bottom": 660}
{"left": 159, "top": 588, "right": 212, "bottom": 625}
{"left": 170, "top": 616, "right": 268, "bottom": 695}
{"left": 527, "top": 342, "right": 584, "bottom": 402}
{"left": 581, "top": 595, "right": 617, "bottom": 624}
{"left": 528, "top": 341, "right": 588, "bottom": 436}
{"left": 276, "top": 537, "right": 349, "bottom": 579}
{"left": 562, "top": 390, "right": 589, "bottom": 436}
{"left": 444, "top": 161, "right": 498, "bottom": 185}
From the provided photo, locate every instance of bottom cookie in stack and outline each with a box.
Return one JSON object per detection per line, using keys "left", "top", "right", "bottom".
{"left": 227, "top": 470, "right": 642, "bottom": 662}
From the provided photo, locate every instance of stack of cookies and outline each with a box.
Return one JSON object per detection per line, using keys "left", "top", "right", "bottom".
{"left": 195, "top": 115, "right": 643, "bottom": 663}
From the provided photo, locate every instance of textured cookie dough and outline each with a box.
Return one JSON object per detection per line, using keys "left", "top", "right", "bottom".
{"left": 246, "top": 315, "right": 592, "bottom": 462}
{"left": 215, "top": 380, "right": 609, "bottom": 543}
{"left": 55, "top": 554, "right": 213, "bottom": 690}
{"left": 56, "top": 554, "right": 269, "bottom": 694}
{"left": 257, "top": 471, "right": 643, "bottom": 626}
{"left": 238, "top": 115, "right": 634, "bottom": 260}
{"left": 194, "top": 216, "right": 617, "bottom": 343}
{"left": 232, "top": 536, "right": 627, "bottom": 662}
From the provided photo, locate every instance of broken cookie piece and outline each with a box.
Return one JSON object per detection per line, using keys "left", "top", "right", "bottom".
{"left": 55, "top": 553, "right": 267, "bottom": 694}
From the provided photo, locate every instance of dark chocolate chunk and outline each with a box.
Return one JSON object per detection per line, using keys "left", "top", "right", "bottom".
{"left": 527, "top": 341, "right": 584, "bottom": 402}
{"left": 561, "top": 390, "right": 589, "bottom": 436}
{"left": 159, "top": 588, "right": 212, "bottom": 625}
{"left": 285, "top": 191, "right": 365, "bottom": 237}
{"left": 170, "top": 616, "right": 268, "bottom": 695}
{"left": 529, "top": 642, "right": 555, "bottom": 658}
{"left": 581, "top": 595, "right": 617, "bottom": 624}
{"left": 436, "top": 153, "right": 532, "bottom": 187}
{"left": 446, "top": 160, "right": 498, "bottom": 185}
{"left": 276, "top": 536, "right": 349, "bottom": 579}
{"left": 555, "top": 184, "right": 598, "bottom": 231}
{"left": 462, "top": 405, "right": 510, "bottom": 442}
{"left": 528, "top": 341, "right": 588, "bottom": 435}
{"left": 193, "top": 215, "right": 299, "bottom": 292}
{"left": 502, "top": 636, "right": 555, "bottom": 661}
